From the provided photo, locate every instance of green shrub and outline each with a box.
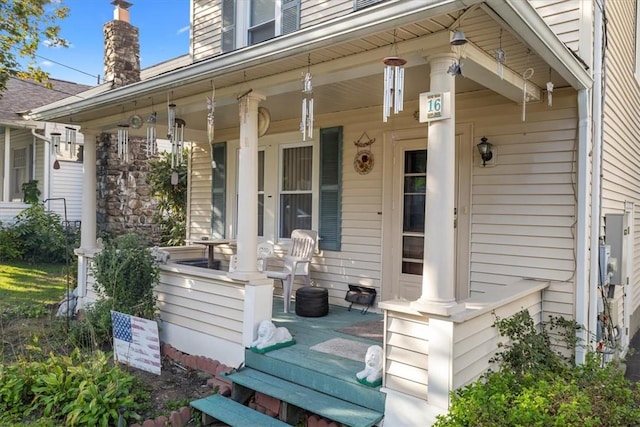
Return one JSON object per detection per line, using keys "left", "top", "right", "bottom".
{"left": 91, "top": 233, "right": 159, "bottom": 320}
{"left": 21, "top": 180, "right": 41, "bottom": 204}
{"left": 435, "top": 310, "right": 640, "bottom": 426}
{"left": 0, "top": 348, "right": 148, "bottom": 426}
{"left": 11, "top": 205, "right": 66, "bottom": 263}
{"left": 0, "top": 222, "right": 23, "bottom": 261}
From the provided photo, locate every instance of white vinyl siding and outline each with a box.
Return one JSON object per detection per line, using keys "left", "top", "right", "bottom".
{"left": 461, "top": 90, "right": 578, "bottom": 321}
{"left": 50, "top": 161, "right": 83, "bottom": 222}
{"left": 530, "top": 0, "right": 582, "bottom": 53}
{"left": 300, "top": 0, "right": 353, "bottom": 28}
{"left": 192, "top": 0, "right": 223, "bottom": 61}
{"left": 598, "top": 0, "right": 640, "bottom": 336}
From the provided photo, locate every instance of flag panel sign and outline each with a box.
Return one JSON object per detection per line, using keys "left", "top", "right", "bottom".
{"left": 111, "top": 311, "right": 161, "bottom": 375}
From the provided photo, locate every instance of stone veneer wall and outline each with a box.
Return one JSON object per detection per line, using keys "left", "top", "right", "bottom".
{"left": 103, "top": 19, "right": 140, "bottom": 87}
{"left": 96, "top": 133, "right": 160, "bottom": 243}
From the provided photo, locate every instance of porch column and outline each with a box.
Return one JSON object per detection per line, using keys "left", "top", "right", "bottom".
{"left": 232, "top": 91, "right": 265, "bottom": 277}
{"left": 413, "top": 54, "right": 462, "bottom": 316}
{"left": 75, "top": 130, "right": 98, "bottom": 310}
{"left": 3, "top": 128, "right": 10, "bottom": 202}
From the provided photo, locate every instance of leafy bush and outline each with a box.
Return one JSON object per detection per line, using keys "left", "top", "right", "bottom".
{"left": 21, "top": 180, "right": 41, "bottom": 204}
{"left": 0, "top": 221, "right": 23, "bottom": 261}
{"left": 91, "top": 233, "right": 159, "bottom": 319}
{"left": 147, "top": 150, "right": 187, "bottom": 246}
{"left": 11, "top": 204, "right": 67, "bottom": 263}
{"left": 435, "top": 310, "right": 640, "bottom": 426}
{"left": 0, "top": 348, "right": 149, "bottom": 426}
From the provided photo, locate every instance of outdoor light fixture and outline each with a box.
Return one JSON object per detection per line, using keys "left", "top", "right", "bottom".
{"left": 477, "top": 136, "right": 493, "bottom": 167}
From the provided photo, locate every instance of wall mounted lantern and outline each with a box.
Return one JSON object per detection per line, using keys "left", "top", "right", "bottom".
{"left": 477, "top": 136, "right": 493, "bottom": 167}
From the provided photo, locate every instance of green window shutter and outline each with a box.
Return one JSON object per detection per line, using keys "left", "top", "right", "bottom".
{"left": 211, "top": 142, "right": 227, "bottom": 238}
{"left": 319, "top": 126, "right": 342, "bottom": 251}
{"left": 281, "top": 0, "right": 300, "bottom": 35}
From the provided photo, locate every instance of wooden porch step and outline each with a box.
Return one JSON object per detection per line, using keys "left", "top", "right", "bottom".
{"left": 225, "top": 368, "right": 383, "bottom": 427}
{"left": 245, "top": 348, "right": 385, "bottom": 412}
{"left": 191, "top": 394, "right": 289, "bottom": 427}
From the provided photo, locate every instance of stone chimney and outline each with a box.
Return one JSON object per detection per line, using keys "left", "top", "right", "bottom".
{"left": 103, "top": 0, "right": 140, "bottom": 87}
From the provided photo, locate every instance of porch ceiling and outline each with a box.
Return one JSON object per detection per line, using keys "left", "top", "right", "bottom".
{"left": 29, "top": 2, "right": 576, "bottom": 135}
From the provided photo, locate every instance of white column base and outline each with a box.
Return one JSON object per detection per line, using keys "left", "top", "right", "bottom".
{"left": 411, "top": 299, "right": 464, "bottom": 316}
{"left": 243, "top": 277, "right": 275, "bottom": 347}
{"left": 381, "top": 387, "right": 446, "bottom": 427}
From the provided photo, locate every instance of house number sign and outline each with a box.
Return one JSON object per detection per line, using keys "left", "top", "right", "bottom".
{"left": 419, "top": 91, "right": 451, "bottom": 123}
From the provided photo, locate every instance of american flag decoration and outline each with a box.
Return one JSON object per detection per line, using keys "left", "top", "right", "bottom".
{"left": 111, "top": 310, "right": 161, "bottom": 375}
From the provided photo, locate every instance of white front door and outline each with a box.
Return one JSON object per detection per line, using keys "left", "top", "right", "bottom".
{"left": 382, "top": 126, "right": 472, "bottom": 302}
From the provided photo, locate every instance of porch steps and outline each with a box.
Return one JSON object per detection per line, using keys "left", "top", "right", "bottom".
{"left": 245, "top": 348, "right": 385, "bottom": 412}
{"left": 191, "top": 394, "right": 289, "bottom": 427}
{"left": 224, "top": 367, "right": 383, "bottom": 427}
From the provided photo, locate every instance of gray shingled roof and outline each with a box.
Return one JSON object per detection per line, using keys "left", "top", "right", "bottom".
{"left": 0, "top": 77, "right": 92, "bottom": 124}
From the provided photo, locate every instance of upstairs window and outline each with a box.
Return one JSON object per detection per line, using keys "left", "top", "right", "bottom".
{"left": 222, "top": 0, "right": 300, "bottom": 52}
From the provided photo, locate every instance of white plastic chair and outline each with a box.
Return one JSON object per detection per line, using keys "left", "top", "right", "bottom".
{"left": 264, "top": 229, "right": 318, "bottom": 313}
{"left": 228, "top": 242, "right": 274, "bottom": 273}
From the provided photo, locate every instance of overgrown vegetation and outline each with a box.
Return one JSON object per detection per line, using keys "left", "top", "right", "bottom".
{"left": 0, "top": 203, "right": 80, "bottom": 268}
{"left": 147, "top": 150, "right": 187, "bottom": 246}
{"left": 69, "top": 233, "right": 159, "bottom": 349}
{"left": 435, "top": 309, "right": 640, "bottom": 426}
{"left": 0, "top": 346, "right": 150, "bottom": 426}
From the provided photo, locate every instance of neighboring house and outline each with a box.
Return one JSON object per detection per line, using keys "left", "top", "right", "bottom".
{"left": 0, "top": 77, "right": 90, "bottom": 224}
{"left": 27, "top": 0, "right": 640, "bottom": 425}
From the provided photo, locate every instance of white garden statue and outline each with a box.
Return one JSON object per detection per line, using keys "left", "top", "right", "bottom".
{"left": 250, "top": 320, "right": 294, "bottom": 351}
{"left": 356, "top": 345, "right": 383, "bottom": 386}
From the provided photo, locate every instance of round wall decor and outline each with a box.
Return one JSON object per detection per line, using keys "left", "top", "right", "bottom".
{"left": 354, "top": 150, "right": 374, "bottom": 175}
{"left": 129, "top": 114, "right": 143, "bottom": 129}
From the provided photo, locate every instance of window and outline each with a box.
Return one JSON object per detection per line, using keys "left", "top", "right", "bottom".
{"left": 279, "top": 144, "right": 313, "bottom": 238}
{"left": 221, "top": 0, "right": 300, "bottom": 52}
{"left": 229, "top": 127, "right": 341, "bottom": 246}
{"left": 211, "top": 142, "right": 227, "bottom": 238}
{"left": 11, "top": 147, "right": 28, "bottom": 201}
{"left": 354, "top": 0, "right": 384, "bottom": 11}
{"left": 402, "top": 150, "right": 427, "bottom": 275}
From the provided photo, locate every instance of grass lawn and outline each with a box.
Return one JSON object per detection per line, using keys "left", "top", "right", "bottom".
{"left": 0, "top": 262, "right": 69, "bottom": 310}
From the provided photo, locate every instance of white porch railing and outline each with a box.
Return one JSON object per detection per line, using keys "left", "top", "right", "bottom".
{"left": 379, "top": 279, "right": 549, "bottom": 426}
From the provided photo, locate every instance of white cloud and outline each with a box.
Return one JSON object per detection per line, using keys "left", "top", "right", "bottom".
{"left": 41, "top": 60, "right": 54, "bottom": 68}
{"left": 177, "top": 25, "right": 189, "bottom": 35}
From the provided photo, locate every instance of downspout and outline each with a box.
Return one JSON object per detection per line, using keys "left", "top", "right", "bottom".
{"left": 31, "top": 128, "right": 51, "bottom": 207}
{"left": 589, "top": 0, "right": 606, "bottom": 358}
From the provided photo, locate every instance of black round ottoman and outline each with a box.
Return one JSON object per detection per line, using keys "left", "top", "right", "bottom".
{"left": 295, "top": 286, "right": 329, "bottom": 317}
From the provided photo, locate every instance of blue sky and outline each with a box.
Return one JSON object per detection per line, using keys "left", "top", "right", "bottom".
{"left": 37, "top": 0, "right": 190, "bottom": 86}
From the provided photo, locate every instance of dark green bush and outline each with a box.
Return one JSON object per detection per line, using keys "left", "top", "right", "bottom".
{"left": 11, "top": 204, "right": 66, "bottom": 263}
{"left": 0, "top": 221, "right": 23, "bottom": 261}
{"left": 91, "top": 233, "right": 159, "bottom": 320}
{"left": 435, "top": 310, "right": 640, "bottom": 426}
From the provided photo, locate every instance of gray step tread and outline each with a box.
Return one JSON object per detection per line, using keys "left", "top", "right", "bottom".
{"left": 225, "top": 368, "right": 383, "bottom": 427}
{"left": 191, "top": 394, "right": 289, "bottom": 427}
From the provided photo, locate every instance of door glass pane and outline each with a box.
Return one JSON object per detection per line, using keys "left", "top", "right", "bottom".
{"left": 282, "top": 146, "right": 312, "bottom": 191}
{"left": 258, "top": 150, "right": 264, "bottom": 236}
{"left": 280, "top": 193, "right": 312, "bottom": 237}
{"left": 402, "top": 149, "right": 426, "bottom": 275}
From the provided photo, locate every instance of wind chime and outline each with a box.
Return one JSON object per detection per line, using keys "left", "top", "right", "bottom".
{"left": 117, "top": 123, "right": 130, "bottom": 163}
{"left": 146, "top": 110, "right": 157, "bottom": 156}
{"left": 65, "top": 126, "right": 77, "bottom": 156}
{"left": 167, "top": 99, "right": 185, "bottom": 184}
{"left": 495, "top": 29, "right": 506, "bottom": 80}
{"left": 300, "top": 55, "right": 314, "bottom": 140}
{"left": 207, "top": 83, "right": 216, "bottom": 167}
{"left": 382, "top": 31, "right": 406, "bottom": 122}
{"left": 50, "top": 131, "right": 61, "bottom": 169}
{"left": 546, "top": 67, "right": 554, "bottom": 107}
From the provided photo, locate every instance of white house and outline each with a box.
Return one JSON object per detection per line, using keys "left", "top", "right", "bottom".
{"left": 0, "top": 77, "right": 90, "bottom": 224}
{"left": 27, "top": 0, "right": 640, "bottom": 425}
